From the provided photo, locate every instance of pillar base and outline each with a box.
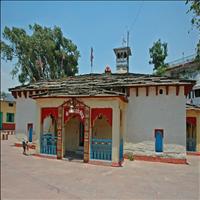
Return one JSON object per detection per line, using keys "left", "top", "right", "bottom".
{"left": 111, "top": 161, "right": 122, "bottom": 167}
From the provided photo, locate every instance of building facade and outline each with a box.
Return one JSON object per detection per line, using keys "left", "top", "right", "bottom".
{"left": 10, "top": 72, "right": 194, "bottom": 165}
{"left": 165, "top": 54, "right": 200, "bottom": 153}
{"left": 0, "top": 95, "right": 16, "bottom": 130}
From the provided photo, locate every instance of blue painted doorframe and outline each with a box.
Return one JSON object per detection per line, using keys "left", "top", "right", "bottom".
{"left": 155, "top": 129, "right": 163, "bottom": 152}
{"left": 29, "top": 127, "right": 33, "bottom": 142}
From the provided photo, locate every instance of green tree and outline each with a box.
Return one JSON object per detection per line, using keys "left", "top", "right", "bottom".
{"left": 187, "top": 0, "right": 200, "bottom": 29}
{"left": 1, "top": 24, "right": 80, "bottom": 84}
{"left": 0, "top": 92, "right": 7, "bottom": 100}
{"left": 149, "top": 39, "right": 168, "bottom": 75}
{"left": 186, "top": 0, "right": 200, "bottom": 60}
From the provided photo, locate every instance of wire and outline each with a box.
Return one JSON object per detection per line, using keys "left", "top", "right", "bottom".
{"left": 129, "top": 1, "right": 143, "bottom": 32}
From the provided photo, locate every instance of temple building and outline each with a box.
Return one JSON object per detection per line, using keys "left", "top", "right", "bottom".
{"left": 9, "top": 47, "right": 196, "bottom": 166}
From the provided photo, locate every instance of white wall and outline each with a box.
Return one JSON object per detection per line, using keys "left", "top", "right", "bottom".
{"left": 125, "top": 86, "right": 186, "bottom": 158}
{"left": 16, "top": 94, "right": 37, "bottom": 136}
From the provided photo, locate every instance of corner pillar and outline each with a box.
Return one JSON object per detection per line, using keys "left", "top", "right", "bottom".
{"left": 36, "top": 104, "right": 41, "bottom": 154}
{"left": 112, "top": 103, "right": 121, "bottom": 167}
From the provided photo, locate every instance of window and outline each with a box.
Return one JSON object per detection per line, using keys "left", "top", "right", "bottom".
{"left": 195, "top": 89, "right": 200, "bottom": 97}
{"left": 8, "top": 103, "right": 14, "bottom": 107}
{"left": 6, "top": 113, "right": 14, "bottom": 123}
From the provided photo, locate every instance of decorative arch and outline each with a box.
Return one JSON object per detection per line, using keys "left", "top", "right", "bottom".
{"left": 57, "top": 98, "right": 90, "bottom": 162}
{"left": 41, "top": 108, "right": 58, "bottom": 123}
{"left": 91, "top": 108, "right": 112, "bottom": 127}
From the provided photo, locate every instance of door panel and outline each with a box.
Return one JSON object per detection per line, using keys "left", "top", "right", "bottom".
{"left": 155, "top": 130, "right": 163, "bottom": 152}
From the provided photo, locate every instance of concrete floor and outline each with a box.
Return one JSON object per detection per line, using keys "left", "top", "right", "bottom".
{"left": 1, "top": 135, "right": 200, "bottom": 200}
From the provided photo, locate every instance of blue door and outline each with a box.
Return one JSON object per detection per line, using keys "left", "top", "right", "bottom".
{"left": 0, "top": 112, "right": 2, "bottom": 130}
{"left": 29, "top": 127, "right": 33, "bottom": 142}
{"left": 155, "top": 130, "right": 163, "bottom": 152}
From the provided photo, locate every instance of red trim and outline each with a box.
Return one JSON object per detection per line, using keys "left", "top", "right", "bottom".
{"left": 29, "top": 91, "right": 33, "bottom": 97}
{"left": 14, "top": 143, "right": 36, "bottom": 149}
{"left": 91, "top": 108, "right": 112, "bottom": 127}
{"left": 186, "top": 117, "right": 196, "bottom": 125}
{"left": 128, "top": 84, "right": 193, "bottom": 88}
{"left": 146, "top": 86, "right": 149, "bottom": 96}
{"left": 32, "top": 154, "right": 57, "bottom": 159}
{"left": 111, "top": 162, "right": 122, "bottom": 167}
{"left": 127, "top": 88, "right": 130, "bottom": 97}
{"left": 154, "top": 129, "right": 164, "bottom": 137}
{"left": 124, "top": 154, "right": 187, "bottom": 164}
{"left": 2, "top": 123, "right": 15, "bottom": 130}
{"left": 88, "top": 160, "right": 112, "bottom": 167}
{"left": 166, "top": 86, "right": 169, "bottom": 95}
{"left": 187, "top": 152, "right": 200, "bottom": 156}
{"left": 156, "top": 86, "right": 158, "bottom": 96}
{"left": 136, "top": 87, "right": 138, "bottom": 96}
{"left": 134, "top": 155, "right": 187, "bottom": 164}
{"left": 18, "top": 91, "right": 21, "bottom": 98}
{"left": 11, "top": 91, "right": 17, "bottom": 99}
{"left": 33, "top": 95, "right": 128, "bottom": 102}
{"left": 23, "top": 91, "right": 27, "bottom": 98}
{"left": 184, "top": 85, "right": 193, "bottom": 96}
{"left": 176, "top": 86, "right": 179, "bottom": 96}
{"left": 41, "top": 107, "right": 58, "bottom": 123}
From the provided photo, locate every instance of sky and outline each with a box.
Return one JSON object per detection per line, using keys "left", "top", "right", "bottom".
{"left": 1, "top": 1, "right": 199, "bottom": 92}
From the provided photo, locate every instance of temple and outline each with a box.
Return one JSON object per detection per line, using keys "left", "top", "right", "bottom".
{"left": 9, "top": 69, "right": 195, "bottom": 166}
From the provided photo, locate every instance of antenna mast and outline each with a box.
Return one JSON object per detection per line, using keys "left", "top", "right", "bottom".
{"left": 127, "top": 30, "right": 130, "bottom": 73}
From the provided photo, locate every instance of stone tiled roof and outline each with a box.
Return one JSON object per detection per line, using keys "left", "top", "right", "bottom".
{"left": 9, "top": 73, "right": 195, "bottom": 97}
{"left": 186, "top": 103, "right": 200, "bottom": 110}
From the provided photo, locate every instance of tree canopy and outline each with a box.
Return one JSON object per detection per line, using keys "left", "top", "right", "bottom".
{"left": 1, "top": 24, "right": 80, "bottom": 84}
{"left": 149, "top": 39, "right": 168, "bottom": 75}
{"left": 186, "top": 0, "right": 200, "bottom": 60}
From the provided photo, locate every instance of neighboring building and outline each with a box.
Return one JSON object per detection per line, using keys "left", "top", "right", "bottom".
{"left": 186, "top": 104, "right": 200, "bottom": 152}
{"left": 0, "top": 94, "right": 16, "bottom": 130}
{"left": 165, "top": 54, "right": 200, "bottom": 153}
{"left": 165, "top": 54, "right": 200, "bottom": 106}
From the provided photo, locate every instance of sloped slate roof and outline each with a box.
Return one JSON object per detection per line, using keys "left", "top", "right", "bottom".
{"left": 186, "top": 103, "right": 200, "bottom": 110}
{"left": 9, "top": 73, "right": 195, "bottom": 97}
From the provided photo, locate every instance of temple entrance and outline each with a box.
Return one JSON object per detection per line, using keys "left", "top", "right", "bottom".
{"left": 63, "top": 116, "right": 84, "bottom": 160}
{"left": 186, "top": 117, "right": 197, "bottom": 151}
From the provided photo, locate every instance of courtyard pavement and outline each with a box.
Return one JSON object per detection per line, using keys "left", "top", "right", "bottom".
{"left": 1, "top": 135, "right": 200, "bottom": 200}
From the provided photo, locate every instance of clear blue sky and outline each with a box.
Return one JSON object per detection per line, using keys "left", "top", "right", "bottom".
{"left": 1, "top": 1, "right": 199, "bottom": 92}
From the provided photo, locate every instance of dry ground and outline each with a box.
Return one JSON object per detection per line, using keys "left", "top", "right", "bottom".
{"left": 1, "top": 135, "right": 200, "bottom": 200}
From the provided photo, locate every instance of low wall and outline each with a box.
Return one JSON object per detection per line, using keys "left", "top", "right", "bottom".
{"left": 124, "top": 141, "right": 186, "bottom": 159}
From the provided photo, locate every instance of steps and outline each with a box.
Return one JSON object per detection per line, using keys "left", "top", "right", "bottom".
{"left": 76, "top": 146, "right": 84, "bottom": 155}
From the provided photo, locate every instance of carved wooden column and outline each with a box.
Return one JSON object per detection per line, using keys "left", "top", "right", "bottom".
{"left": 83, "top": 107, "right": 90, "bottom": 163}
{"left": 57, "top": 106, "right": 63, "bottom": 159}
